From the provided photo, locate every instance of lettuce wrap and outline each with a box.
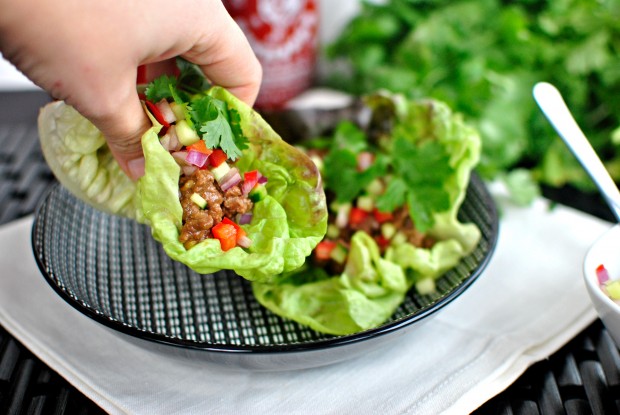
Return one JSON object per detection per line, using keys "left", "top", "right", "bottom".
{"left": 252, "top": 92, "right": 481, "bottom": 335}
{"left": 38, "top": 79, "right": 327, "bottom": 282}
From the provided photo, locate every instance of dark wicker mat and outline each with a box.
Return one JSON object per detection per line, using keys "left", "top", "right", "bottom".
{"left": 1, "top": 90, "right": 619, "bottom": 415}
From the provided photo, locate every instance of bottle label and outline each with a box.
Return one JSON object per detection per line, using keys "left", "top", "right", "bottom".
{"left": 224, "top": 0, "right": 318, "bottom": 109}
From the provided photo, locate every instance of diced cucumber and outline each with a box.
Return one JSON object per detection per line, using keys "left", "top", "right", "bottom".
{"left": 190, "top": 193, "right": 207, "bottom": 209}
{"left": 249, "top": 184, "right": 268, "bottom": 202}
{"left": 326, "top": 224, "right": 340, "bottom": 239}
{"left": 357, "top": 195, "right": 374, "bottom": 212}
{"left": 366, "top": 179, "right": 384, "bottom": 196}
{"left": 605, "top": 280, "right": 620, "bottom": 300}
{"left": 210, "top": 162, "right": 231, "bottom": 181}
{"left": 381, "top": 223, "right": 396, "bottom": 240}
{"left": 170, "top": 102, "right": 186, "bottom": 121}
{"left": 392, "top": 231, "right": 407, "bottom": 245}
{"left": 330, "top": 243, "right": 348, "bottom": 264}
{"left": 176, "top": 119, "right": 200, "bottom": 146}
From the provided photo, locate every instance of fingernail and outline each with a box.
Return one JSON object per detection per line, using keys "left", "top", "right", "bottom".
{"left": 127, "top": 157, "right": 145, "bottom": 180}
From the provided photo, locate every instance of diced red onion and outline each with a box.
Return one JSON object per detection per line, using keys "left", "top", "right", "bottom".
{"left": 335, "top": 205, "right": 350, "bottom": 228}
{"left": 166, "top": 125, "right": 182, "bottom": 151}
{"left": 182, "top": 165, "right": 198, "bottom": 176}
{"left": 160, "top": 134, "right": 172, "bottom": 151}
{"left": 186, "top": 150, "right": 209, "bottom": 168}
{"left": 357, "top": 151, "right": 374, "bottom": 171}
{"left": 160, "top": 127, "right": 181, "bottom": 152}
{"left": 236, "top": 235, "right": 252, "bottom": 248}
{"left": 238, "top": 213, "right": 253, "bottom": 225}
{"left": 156, "top": 99, "right": 177, "bottom": 124}
{"left": 218, "top": 167, "right": 242, "bottom": 191}
{"left": 597, "top": 265, "right": 610, "bottom": 285}
{"left": 241, "top": 180, "right": 254, "bottom": 196}
{"left": 257, "top": 174, "right": 268, "bottom": 184}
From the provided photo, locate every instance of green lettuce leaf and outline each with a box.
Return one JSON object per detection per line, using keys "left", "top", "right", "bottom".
{"left": 252, "top": 92, "right": 481, "bottom": 335}
{"left": 38, "top": 87, "right": 327, "bottom": 282}
{"left": 38, "top": 102, "right": 138, "bottom": 218}
{"left": 253, "top": 232, "right": 408, "bottom": 335}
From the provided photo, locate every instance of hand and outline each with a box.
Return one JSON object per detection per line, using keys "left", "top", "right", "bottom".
{"left": 0, "top": 0, "right": 262, "bottom": 179}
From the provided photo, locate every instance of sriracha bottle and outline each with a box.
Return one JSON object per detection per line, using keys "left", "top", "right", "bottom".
{"left": 223, "top": 0, "right": 319, "bottom": 110}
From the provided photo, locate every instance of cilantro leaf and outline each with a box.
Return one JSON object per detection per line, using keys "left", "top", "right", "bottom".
{"left": 374, "top": 177, "right": 408, "bottom": 212}
{"left": 387, "top": 136, "right": 453, "bottom": 232}
{"left": 176, "top": 57, "right": 211, "bottom": 94}
{"left": 227, "top": 107, "right": 248, "bottom": 154}
{"left": 331, "top": 121, "right": 368, "bottom": 152}
{"left": 322, "top": 121, "right": 386, "bottom": 203}
{"left": 190, "top": 95, "right": 248, "bottom": 160}
{"left": 323, "top": 148, "right": 387, "bottom": 203}
{"left": 145, "top": 75, "right": 178, "bottom": 103}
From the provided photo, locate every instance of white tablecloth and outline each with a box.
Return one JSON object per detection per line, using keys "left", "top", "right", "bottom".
{"left": 0, "top": 194, "right": 610, "bottom": 414}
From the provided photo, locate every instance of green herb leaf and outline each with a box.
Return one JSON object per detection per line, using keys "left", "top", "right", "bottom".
{"left": 145, "top": 75, "right": 178, "bottom": 103}
{"left": 331, "top": 121, "right": 368, "bottom": 152}
{"left": 322, "top": 122, "right": 387, "bottom": 203}
{"left": 384, "top": 137, "right": 453, "bottom": 232}
{"left": 326, "top": 0, "right": 620, "bottom": 196}
{"left": 374, "top": 177, "right": 408, "bottom": 212}
{"left": 191, "top": 95, "right": 248, "bottom": 160}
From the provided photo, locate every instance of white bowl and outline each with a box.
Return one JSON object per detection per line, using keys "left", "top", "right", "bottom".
{"left": 584, "top": 224, "right": 620, "bottom": 347}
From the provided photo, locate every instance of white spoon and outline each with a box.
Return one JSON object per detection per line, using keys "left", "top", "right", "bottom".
{"left": 533, "top": 82, "right": 620, "bottom": 221}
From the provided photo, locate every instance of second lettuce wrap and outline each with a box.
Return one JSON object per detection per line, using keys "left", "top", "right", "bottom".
{"left": 252, "top": 92, "right": 481, "bottom": 335}
{"left": 38, "top": 80, "right": 327, "bottom": 283}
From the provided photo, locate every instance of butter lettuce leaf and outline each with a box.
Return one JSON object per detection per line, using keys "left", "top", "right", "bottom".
{"left": 38, "top": 102, "right": 137, "bottom": 218}
{"left": 252, "top": 92, "right": 481, "bottom": 335}
{"left": 38, "top": 87, "right": 327, "bottom": 282}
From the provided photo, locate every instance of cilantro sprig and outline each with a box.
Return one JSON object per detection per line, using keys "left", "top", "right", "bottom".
{"left": 323, "top": 122, "right": 387, "bottom": 203}
{"left": 144, "top": 59, "right": 248, "bottom": 160}
{"left": 321, "top": 110, "right": 456, "bottom": 232}
{"left": 191, "top": 95, "right": 247, "bottom": 160}
{"left": 375, "top": 137, "right": 453, "bottom": 232}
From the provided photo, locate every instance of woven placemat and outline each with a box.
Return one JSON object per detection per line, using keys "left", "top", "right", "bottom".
{"left": 1, "top": 91, "right": 619, "bottom": 415}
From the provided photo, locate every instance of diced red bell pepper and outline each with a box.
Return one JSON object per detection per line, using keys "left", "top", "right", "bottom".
{"left": 244, "top": 170, "right": 259, "bottom": 186}
{"left": 137, "top": 65, "right": 148, "bottom": 85}
{"left": 315, "top": 240, "right": 337, "bottom": 261}
{"left": 373, "top": 208, "right": 393, "bottom": 224}
{"left": 375, "top": 235, "right": 391, "bottom": 250}
{"left": 242, "top": 170, "right": 260, "bottom": 194}
{"left": 211, "top": 221, "right": 237, "bottom": 251}
{"left": 221, "top": 217, "right": 241, "bottom": 234}
{"left": 221, "top": 217, "right": 249, "bottom": 242}
{"left": 186, "top": 140, "right": 212, "bottom": 155}
{"left": 349, "top": 207, "right": 369, "bottom": 226}
{"left": 145, "top": 100, "right": 171, "bottom": 131}
{"left": 209, "top": 149, "right": 228, "bottom": 167}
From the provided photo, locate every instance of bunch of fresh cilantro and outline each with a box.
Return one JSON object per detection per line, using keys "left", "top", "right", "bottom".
{"left": 325, "top": 0, "right": 620, "bottom": 203}
{"left": 144, "top": 59, "right": 248, "bottom": 160}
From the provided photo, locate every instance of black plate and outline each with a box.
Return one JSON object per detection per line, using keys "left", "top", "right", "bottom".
{"left": 31, "top": 174, "right": 498, "bottom": 370}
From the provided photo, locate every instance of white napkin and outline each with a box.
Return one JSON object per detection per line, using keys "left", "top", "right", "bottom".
{"left": 0, "top": 195, "right": 611, "bottom": 415}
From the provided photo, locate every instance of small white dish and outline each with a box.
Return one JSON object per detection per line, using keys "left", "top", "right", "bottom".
{"left": 583, "top": 224, "right": 620, "bottom": 347}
